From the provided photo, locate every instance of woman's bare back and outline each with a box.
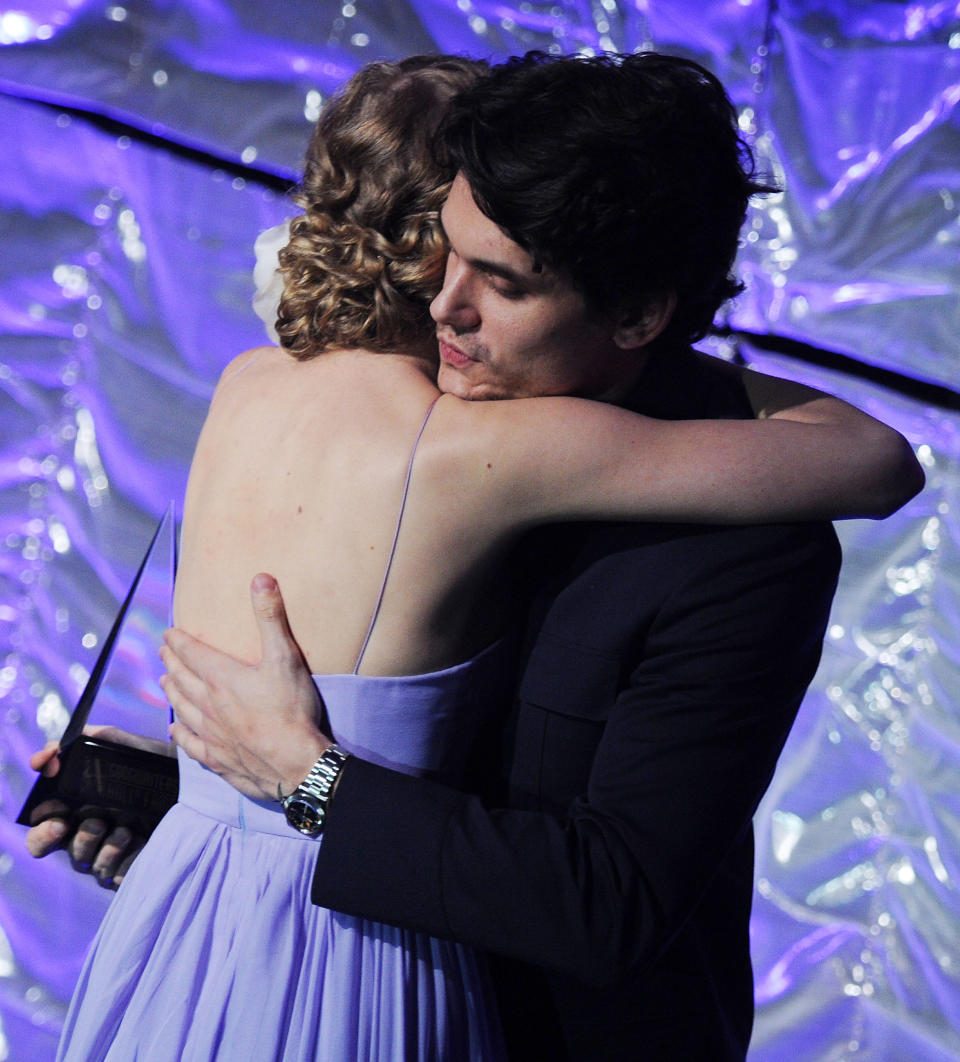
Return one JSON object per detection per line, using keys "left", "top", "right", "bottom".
{"left": 174, "top": 345, "right": 514, "bottom": 677}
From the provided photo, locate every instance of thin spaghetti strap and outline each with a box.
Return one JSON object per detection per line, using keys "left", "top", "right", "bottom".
{"left": 353, "top": 394, "right": 442, "bottom": 674}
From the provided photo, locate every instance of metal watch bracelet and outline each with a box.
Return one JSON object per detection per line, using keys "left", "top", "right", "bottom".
{"left": 279, "top": 744, "right": 350, "bottom": 837}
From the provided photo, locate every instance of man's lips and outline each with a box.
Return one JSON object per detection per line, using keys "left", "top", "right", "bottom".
{"left": 438, "top": 338, "right": 476, "bottom": 369}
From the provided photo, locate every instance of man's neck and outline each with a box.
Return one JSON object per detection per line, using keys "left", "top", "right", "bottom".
{"left": 581, "top": 349, "right": 653, "bottom": 406}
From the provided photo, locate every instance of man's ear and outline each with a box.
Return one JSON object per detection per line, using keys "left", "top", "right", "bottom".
{"left": 612, "top": 291, "right": 677, "bottom": 350}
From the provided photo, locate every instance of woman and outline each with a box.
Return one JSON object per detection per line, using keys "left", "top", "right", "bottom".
{"left": 49, "top": 55, "right": 918, "bottom": 1061}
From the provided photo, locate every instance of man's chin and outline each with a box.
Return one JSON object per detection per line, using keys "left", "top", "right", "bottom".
{"left": 437, "top": 364, "right": 492, "bottom": 401}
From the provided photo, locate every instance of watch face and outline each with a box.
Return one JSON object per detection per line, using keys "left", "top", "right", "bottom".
{"left": 285, "top": 795, "right": 324, "bottom": 836}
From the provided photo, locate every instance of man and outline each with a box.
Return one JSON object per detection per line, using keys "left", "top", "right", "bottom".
{"left": 164, "top": 53, "right": 844, "bottom": 1060}
{"left": 28, "top": 53, "right": 915, "bottom": 1059}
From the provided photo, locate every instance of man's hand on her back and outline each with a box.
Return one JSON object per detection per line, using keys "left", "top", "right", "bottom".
{"left": 162, "top": 573, "right": 330, "bottom": 801}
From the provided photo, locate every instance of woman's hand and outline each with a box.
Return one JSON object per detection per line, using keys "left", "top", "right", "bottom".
{"left": 23, "top": 726, "right": 161, "bottom": 888}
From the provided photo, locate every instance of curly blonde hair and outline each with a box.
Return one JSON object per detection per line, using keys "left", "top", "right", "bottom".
{"left": 276, "top": 55, "right": 486, "bottom": 359}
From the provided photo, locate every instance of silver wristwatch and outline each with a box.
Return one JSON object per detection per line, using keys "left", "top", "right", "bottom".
{"left": 279, "top": 744, "right": 350, "bottom": 837}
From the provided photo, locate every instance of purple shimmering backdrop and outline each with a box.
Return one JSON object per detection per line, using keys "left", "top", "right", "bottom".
{"left": 0, "top": 3, "right": 957, "bottom": 1060}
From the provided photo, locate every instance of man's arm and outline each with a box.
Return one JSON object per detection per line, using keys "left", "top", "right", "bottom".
{"left": 309, "top": 521, "right": 840, "bottom": 982}
{"left": 166, "top": 524, "right": 839, "bottom": 982}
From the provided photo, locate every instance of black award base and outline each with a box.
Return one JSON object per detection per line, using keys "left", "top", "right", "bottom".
{"left": 18, "top": 735, "right": 179, "bottom": 836}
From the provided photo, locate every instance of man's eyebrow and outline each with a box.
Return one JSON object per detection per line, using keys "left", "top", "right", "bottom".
{"left": 438, "top": 203, "right": 548, "bottom": 285}
{"left": 439, "top": 221, "right": 542, "bottom": 289}
{"left": 473, "top": 258, "right": 533, "bottom": 286}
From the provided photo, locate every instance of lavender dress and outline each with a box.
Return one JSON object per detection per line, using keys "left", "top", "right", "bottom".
{"left": 57, "top": 399, "right": 509, "bottom": 1061}
{"left": 57, "top": 651, "right": 510, "bottom": 1061}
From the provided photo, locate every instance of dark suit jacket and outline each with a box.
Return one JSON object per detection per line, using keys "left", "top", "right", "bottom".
{"left": 312, "top": 346, "right": 841, "bottom": 1060}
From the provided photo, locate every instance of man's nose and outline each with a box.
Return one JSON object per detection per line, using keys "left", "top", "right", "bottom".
{"left": 430, "top": 253, "right": 480, "bottom": 331}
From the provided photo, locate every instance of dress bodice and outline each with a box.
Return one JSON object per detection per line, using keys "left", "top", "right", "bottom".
{"left": 315, "top": 638, "right": 513, "bottom": 784}
{"left": 176, "top": 639, "right": 514, "bottom": 838}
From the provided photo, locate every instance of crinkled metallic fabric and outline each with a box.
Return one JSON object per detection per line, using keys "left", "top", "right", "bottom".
{"left": 0, "top": 3, "right": 956, "bottom": 1060}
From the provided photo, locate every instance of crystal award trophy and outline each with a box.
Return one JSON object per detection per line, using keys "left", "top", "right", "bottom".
{"left": 18, "top": 505, "right": 180, "bottom": 836}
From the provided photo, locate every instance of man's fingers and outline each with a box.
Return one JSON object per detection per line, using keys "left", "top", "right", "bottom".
{"left": 159, "top": 648, "right": 218, "bottom": 736}
{"left": 159, "top": 635, "right": 218, "bottom": 706}
{"left": 162, "top": 624, "right": 209, "bottom": 668}
{"left": 250, "top": 573, "right": 299, "bottom": 665}
{"left": 162, "top": 627, "right": 251, "bottom": 704}
{"left": 161, "top": 673, "right": 207, "bottom": 737}
{"left": 168, "top": 721, "right": 213, "bottom": 768}
{"left": 169, "top": 721, "right": 270, "bottom": 801}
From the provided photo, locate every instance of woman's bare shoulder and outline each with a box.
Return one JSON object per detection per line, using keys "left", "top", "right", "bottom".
{"left": 216, "top": 345, "right": 287, "bottom": 387}
{"left": 205, "top": 345, "right": 300, "bottom": 416}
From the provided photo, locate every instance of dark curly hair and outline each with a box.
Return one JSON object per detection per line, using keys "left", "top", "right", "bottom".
{"left": 439, "top": 51, "right": 778, "bottom": 347}
{"left": 277, "top": 55, "right": 486, "bottom": 359}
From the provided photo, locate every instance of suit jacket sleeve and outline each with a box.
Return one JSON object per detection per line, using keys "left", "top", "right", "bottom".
{"left": 312, "top": 520, "right": 840, "bottom": 987}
